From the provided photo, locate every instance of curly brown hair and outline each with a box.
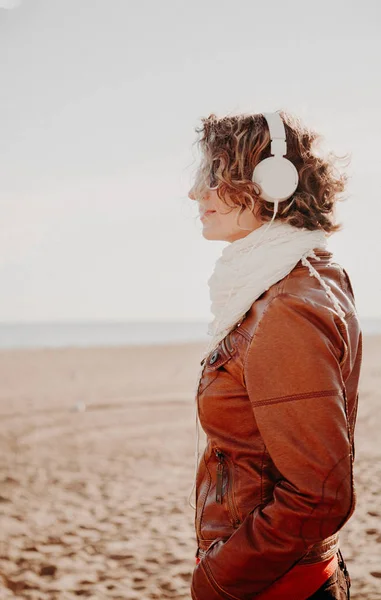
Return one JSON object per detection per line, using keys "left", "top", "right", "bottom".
{"left": 190, "top": 110, "right": 350, "bottom": 234}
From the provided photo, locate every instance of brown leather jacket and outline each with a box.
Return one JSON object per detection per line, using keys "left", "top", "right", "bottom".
{"left": 191, "top": 249, "right": 362, "bottom": 600}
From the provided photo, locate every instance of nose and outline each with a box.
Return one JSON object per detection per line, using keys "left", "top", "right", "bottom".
{"left": 188, "top": 186, "right": 212, "bottom": 202}
{"left": 188, "top": 186, "right": 196, "bottom": 201}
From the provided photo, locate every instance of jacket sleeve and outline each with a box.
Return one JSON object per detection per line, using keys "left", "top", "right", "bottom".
{"left": 191, "top": 293, "right": 355, "bottom": 600}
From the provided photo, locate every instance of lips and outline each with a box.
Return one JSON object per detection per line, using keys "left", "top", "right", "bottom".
{"left": 200, "top": 210, "right": 216, "bottom": 218}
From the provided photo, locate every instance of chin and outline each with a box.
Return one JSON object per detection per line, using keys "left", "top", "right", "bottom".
{"left": 202, "top": 230, "right": 229, "bottom": 242}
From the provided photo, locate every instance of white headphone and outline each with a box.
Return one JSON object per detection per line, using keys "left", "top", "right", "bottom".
{"left": 252, "top": 111, "right": 299, "bottom": 205}
{"left": 209, "top": 111, "right": 299, "bottom": 215}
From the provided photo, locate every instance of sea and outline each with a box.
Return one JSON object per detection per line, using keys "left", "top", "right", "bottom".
{"left": 0, "top": 318, "right": 380, "bottom": 350}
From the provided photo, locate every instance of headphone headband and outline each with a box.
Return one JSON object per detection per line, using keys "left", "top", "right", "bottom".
{"left": 262, "top": 112, "right": 287, "bottom": 157}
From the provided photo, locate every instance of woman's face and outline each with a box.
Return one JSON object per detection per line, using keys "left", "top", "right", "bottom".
{"left": 188, "top": 185, "right": 263, "bottom": 243}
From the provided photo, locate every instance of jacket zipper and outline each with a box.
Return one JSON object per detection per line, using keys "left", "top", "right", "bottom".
{"left": 214, "top": 448, "right": 241, "bottom": 526}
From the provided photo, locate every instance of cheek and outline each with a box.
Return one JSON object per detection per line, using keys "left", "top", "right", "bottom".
{"left": 214, "top": 198, "right": 228, "bottom": 217}
{"left": 212, "top": 192, "right": 236, "bottom": 217}
{"left": 215, "top": 204, "right": 237, "bottom": 224}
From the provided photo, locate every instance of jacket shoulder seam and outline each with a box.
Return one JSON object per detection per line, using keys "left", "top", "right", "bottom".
{"left": 241, "top": 292, "right": 340, "bottom": 389}
{"left": 241, "top": 292, "right": 305, "bottom": 363}
{"left": 238, "top": 291, "right": 297, "bottom": 341}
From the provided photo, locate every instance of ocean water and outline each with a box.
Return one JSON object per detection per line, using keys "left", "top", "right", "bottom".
{"left": 0, "top": 318, "right": 379, "bottom": 350}
{"left": 0, "top": 321, "right": 210, "bottom": 349}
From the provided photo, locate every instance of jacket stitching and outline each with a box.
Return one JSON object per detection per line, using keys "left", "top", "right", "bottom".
{"left": 251, "top": 388, "right": 341, "bottom": 407}
{"left": 234, "top": 326, "right": 251, "bottom": 341}
{"left": 202, "top": 558, "right": 241, "bottom": 600}
{"left": 236, "top": 276, "right": 290, "bottom": 341}
{"left": 337, "top": 387, "right": 356, "bottom": 529}
{"left": 260, "top": 444, "right": 266, "bottom": 505}
{"left": 298, "top": 451, "right": 352, "bottom": 542}
{"left": 242, "top": 292, "right": 294, "bottom": 374}
{"left": 228, "top": 459, "right": 241, "bottom": 525}
{"left": 198, "top": 371, "right": 220, "bottom": 395}
{"left": 341, "top": 267, "right": 355, "bottom": 299}
{"left": 321, "top": 463, "right": 351, "bottom": 538}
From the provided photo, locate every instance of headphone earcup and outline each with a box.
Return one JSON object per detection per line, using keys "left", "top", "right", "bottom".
{"left": 252, "top": 156, "right": 299, "bottom": 203}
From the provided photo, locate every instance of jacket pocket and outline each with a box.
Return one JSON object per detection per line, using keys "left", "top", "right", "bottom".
{"left": 195, "top": 452, "right": 214, "bottom": 542}
{"left": 196, "top": 447, "right": 242, "bottom": 543}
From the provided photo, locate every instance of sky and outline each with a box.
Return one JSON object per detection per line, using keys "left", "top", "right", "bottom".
{"left": 0, "top": 0, "right": 380, "bottom": 323}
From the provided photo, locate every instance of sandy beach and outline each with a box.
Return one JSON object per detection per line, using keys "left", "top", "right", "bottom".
{"left": 0, "top": 336, "right": 380, "bottom": 600}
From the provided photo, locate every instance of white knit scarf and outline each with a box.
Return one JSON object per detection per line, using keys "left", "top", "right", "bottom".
{"left": 204, "top": 219, "right": 329, "bottom": 354}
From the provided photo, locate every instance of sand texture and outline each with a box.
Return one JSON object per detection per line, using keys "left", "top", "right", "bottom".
{"left": 0, "top": 336, "right": 380, "bottom": 600}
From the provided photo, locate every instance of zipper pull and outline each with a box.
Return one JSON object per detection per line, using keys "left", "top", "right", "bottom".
{"left": 215, "top": 449, "right": 224, "bottom": 503}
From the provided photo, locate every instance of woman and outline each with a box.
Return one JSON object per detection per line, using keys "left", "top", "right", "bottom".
{"left": 187, "top": 111, "right": 362, "bottom": 599}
